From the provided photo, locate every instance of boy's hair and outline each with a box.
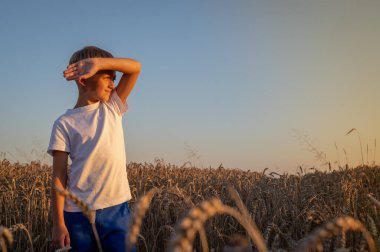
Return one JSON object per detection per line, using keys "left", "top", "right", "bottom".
{"left": 69, "top": 46, "right": 114, "bottom": 64}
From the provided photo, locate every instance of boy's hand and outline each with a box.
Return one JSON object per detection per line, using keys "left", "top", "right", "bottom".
{"left": 63, "top": 58, "right": 99, "bottom": 82}
{"left": 52, "top": 223, "right": 70, "bottom": 249}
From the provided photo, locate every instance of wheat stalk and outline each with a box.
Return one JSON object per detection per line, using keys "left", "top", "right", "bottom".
{"left": 294, "top": 216, "right": 376, "bottom": 252}
{"left": 367, "top": 194, "right": 380, "bottom": 208}
{"left": 374, "top": 139, "right": 377, "bottom": 165}
{"left": 367, "top": 215, "right": 378, "bottom": 237}
{"left": 345, "top": 128, "right": 364, "bottom": 166}
{"left": 126, "top": 187, "right": 160, "bottom": 251}
{"left": 227, "top": 186, "right": 268, "bottom": 252}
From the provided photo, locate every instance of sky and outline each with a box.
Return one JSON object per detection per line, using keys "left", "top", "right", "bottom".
{"left": 0, "top": 0, "right": 379, "bottom": 173}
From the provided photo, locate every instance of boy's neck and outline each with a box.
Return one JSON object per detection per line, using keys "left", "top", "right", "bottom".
{"left": 74, "top": 96, "right": 99, "bottom": 109}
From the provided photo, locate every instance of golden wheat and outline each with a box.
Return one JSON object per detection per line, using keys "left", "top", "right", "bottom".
{"left": 2, "top": 159, "right": 380, "bottom": 251}
{"left": 168, "top": 197, "right": 269, "bottom": 252}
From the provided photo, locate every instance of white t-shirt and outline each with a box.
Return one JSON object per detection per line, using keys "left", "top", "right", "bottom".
{"left": 48, "top": 91, "right": 132, "bottom": 212}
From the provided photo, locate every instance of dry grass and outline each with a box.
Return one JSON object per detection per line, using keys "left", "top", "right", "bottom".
{"left": 1, "top": 158, "right": 380, "bottom": 251}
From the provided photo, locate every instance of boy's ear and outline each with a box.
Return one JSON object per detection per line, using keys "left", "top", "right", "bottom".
{"left": 77, "top": 77, "right": 86, "bottom": 87}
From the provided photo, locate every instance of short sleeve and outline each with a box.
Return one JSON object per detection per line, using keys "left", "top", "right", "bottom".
{"left": 47, "top": 120, "right": 70, "bottom": 156}
{"left": 106, "top": 90, "right": 129, "bottom": 116}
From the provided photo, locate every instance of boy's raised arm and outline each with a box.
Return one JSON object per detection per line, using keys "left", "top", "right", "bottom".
{"left": 64, "top": 57, "right": 141, "bottom": 104}
{"left": 110, "top": 58, "right": 141, "bottom": 104}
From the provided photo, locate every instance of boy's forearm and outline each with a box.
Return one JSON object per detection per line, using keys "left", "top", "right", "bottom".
{"left": 51, "top": 177, "right": 66, "bottom": 226}
{"left": 97, "top": 58, "right": 141, "bottom": 75}
{"left": 51, "top": 151, "right": 69, "bottom": 227}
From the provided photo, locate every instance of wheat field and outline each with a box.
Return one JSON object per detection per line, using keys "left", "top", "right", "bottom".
{"left": 1, "top": 158, "right": 380, "bottom": 251}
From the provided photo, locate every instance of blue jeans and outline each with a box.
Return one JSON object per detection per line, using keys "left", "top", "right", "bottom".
{"left": 64, "top": 201, "right": 136, "bottom": 252}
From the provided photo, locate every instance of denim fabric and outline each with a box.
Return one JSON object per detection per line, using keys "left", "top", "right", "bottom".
{"left": 64, "top": 201, "right": 136, "bottom": 252}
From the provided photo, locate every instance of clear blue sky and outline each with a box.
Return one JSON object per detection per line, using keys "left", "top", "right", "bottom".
{"left": 0, "top": 0, "right": 379, "bottom": 172}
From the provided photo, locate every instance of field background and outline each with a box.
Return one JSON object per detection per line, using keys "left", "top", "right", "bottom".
{"left": 1, "top": 159, "right": 380, "bottom": 251}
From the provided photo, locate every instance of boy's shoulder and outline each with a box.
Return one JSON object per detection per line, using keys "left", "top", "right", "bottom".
{"left": 54, "top": 111, "right": 72, "bottom": 124}
{"left": 52, "top": 110, "right": 78, "bottom": 131}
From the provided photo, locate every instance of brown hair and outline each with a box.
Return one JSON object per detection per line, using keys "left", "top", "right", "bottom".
{"left": 69, "top": 46, "right": 113, "bottom": 64}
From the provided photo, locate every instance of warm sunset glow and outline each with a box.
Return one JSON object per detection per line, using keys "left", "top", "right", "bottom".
{"left": 0, "top": 1, "right": 379, "bottom": 173}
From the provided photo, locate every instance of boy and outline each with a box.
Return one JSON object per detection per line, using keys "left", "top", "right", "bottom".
{"left": 48, "top": 46, "right": 141, "bottom": 251}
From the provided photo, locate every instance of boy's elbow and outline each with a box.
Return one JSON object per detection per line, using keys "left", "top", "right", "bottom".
{"left": 135, "top": 61, "right": 141, "bottom": 73}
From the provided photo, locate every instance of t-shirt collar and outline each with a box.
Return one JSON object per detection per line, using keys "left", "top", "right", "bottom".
{"left": 66, "top": 101, "right": 101, "bottom": 114}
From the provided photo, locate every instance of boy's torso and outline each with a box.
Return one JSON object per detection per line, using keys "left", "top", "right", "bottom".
{"left": 49, "top": 91, "right": 132, "bottom": 211}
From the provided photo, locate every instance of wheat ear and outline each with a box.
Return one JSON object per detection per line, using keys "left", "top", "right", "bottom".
{"left": 294, "top": 216, "right": 376, "bottom": 252}
{"left": 168, "top": 197, "right": 269, "bottom": 252}
{"left": 9, "top": 223, "right": 34, "bottom": 252}
{"left": 0, "top": 226, "right": 13, "bottom": 252}
{"left": 127, "top": 187, "right": 160, "bottom": 252}
{"left": 54, "top": 186, "right": 95, "bottom": 222}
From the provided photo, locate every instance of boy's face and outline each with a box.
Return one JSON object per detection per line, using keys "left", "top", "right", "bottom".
{"left": 83, "top": 70, "right": 116, "bottom": 102}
